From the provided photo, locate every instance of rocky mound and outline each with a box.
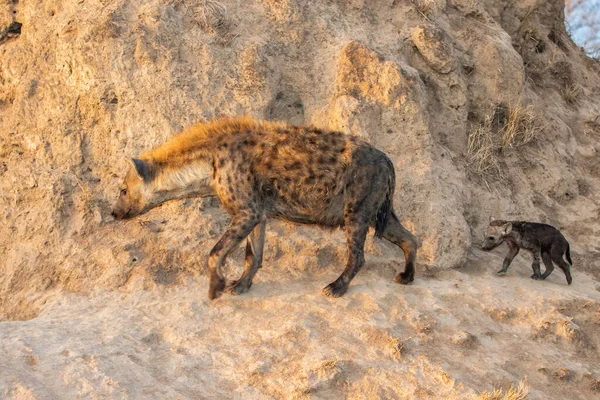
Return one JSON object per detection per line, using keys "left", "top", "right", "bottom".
{"left": 1, "top": 0, "right": 599, "bottom": 398}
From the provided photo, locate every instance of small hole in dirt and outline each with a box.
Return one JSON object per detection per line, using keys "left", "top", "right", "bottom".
{"left": 535, "top": 40, "right": 546, "bottom": 53}
{"left": 7, "top": 21, "right": 21, "bottom": 35}
{"left": 131, "top": 257, "right": 138, "bottom": 263}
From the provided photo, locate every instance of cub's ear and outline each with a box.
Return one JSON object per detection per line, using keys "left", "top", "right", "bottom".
{"left": 489, "top": 216, "right": 496, "bottom": 223}
{"left": 502, "top": 222, "right": 512, "bottom": 235}
{"left": 129, "top": 158, "right": 152, "bottom": 181}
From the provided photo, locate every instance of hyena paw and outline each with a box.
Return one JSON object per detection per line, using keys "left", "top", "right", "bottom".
{"left": 530, "top": 274, "right": 541, "bottom": 280}
{"left": 322, "top": 281, "right": 348, "bottom": 298}
{"left": 208, "top": 276, "right": 226, "bottom": 300}
{"left": 226, "top": 279, "right": 252, "bottom": 295}
{"left": 394, "top": 272, "right": 414, "bottom": 285}
{"left": 496, "top": 270, "right": 507, "bottom": 276}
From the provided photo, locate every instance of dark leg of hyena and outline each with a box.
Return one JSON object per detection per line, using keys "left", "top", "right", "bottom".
{"left": 208, "top": 212, "right": 259, "bottom": 300}
{"left": 497, "top": 241, "right": 519, "bottom": 276}
{"left": 383, "top": 212, "right": 416, "bottom": 284}
{"left": 551, "top": 245, "right": 573, "bottom": 285}
{"left": 322, "top": 210, "right": 370, "bottom": 298}
{"left": 226, "top": 216, "right": 266, "bottom": 295}
{"left": 540, "top": 251, "right": 554, "bottom": 280}
{"left": 322, "top": 165, "right": 386, "bottom": 297}
{"left": 530, "top": 250, "right": 542, "bottom": 280}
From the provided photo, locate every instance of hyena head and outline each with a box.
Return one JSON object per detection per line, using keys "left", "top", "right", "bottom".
{"left": 482, "top": 217, "right": 512, "bottom": 251}
{"left": 111, "top": 158, "right": 155, "bottom": 220}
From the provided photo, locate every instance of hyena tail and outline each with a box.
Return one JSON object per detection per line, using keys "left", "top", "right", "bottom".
{"left": 375, "top": 195, "right": 391, "bottom": 238}
{"left": 565, "top": 243, "right": 573, "bottom": 265}
{"left": 375, "top": 160, "right": 395, "bottom": 239}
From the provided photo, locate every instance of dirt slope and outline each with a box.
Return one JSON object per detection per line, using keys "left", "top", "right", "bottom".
{"left": 1, "top": 0, "right": 600, "bottom": 398}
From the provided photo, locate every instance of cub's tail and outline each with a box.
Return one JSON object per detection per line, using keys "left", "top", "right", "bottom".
{"left": 566, "top": 243, "right": 572, "bottom": 265}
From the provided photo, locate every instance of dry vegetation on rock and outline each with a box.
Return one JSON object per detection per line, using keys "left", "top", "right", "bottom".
{"left": 467, "top": 102, "right": 544, "bottom": 182}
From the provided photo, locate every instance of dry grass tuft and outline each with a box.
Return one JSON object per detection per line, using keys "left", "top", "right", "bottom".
{"left": 479, "top": 380, "right": 529, "bottom": 400}
{"left": 498, "top": 104, "right": 541, "bottom": 151}
{"left": 388, "top": 336, "right": 410, "bottom": 359}
{"left": 584, "top": 114, "right": 600, "bottom": 135}
{"left": 411, "top": 0, "right": 435, "bottom": 20}
{"left": 182, "top": 0, "right": 232, "bottom": 43}
{"left": 562, "top": 84, "right": 581, "bottom": 105}
{"left": 467, "top": 115, "right": 501, "bottom": 180}
{"left": 196, "top": 0, "right": 227, "bottom": 28}
{"left": 467, "top": 102, "right": 543, "bottom": 183}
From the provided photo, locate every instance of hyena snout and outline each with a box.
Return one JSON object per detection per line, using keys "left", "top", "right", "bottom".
{"left": 111, "top": 204, "right": 139, "bottom": 220}
{"left": 482, "top": 238, "right": 501, "bottom": 251}
{"left": 111, "top": 207, "right": 128, "bottom": 220}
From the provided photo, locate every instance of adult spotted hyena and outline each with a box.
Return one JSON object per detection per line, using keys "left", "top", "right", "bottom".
{"left": 112, "top": 116, "right": 418, "bottom": 300}
{"left": 482, "top": 217, "right": 573, "bottom": 284}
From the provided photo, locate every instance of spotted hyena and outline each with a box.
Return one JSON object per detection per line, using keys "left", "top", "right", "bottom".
{"left": 482, "top": 217, "right": 573, "bottom": 284}
{"left": 112, "top": 116, "right": 418, "bottom": 300}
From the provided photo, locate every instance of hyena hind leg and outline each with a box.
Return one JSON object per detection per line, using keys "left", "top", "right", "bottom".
{"left": 322, "top": 215, "right": 369, "bottom": 298}
{"left": 383, "top": 213, "right": 417, "bottom": 284}
{"left": 540, "top": 251, "right": 554, "bottom": 280}
{"left": 226, "top": 216, "right": 266, "bottom": 295}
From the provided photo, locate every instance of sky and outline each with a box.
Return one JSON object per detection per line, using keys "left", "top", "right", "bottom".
{"left": 565, "top": 0, "right": 600, "bottom": 57}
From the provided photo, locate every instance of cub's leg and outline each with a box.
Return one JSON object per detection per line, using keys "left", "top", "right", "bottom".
{"left": 530, "top": 250, "right": 542, "bottom": 280}
{"left": 497, "top": 241, "right": 519, "bottom": 276}
{"left": 551, "top": 245, "right": 573, "bottom": 285}
{"left": 540, "top": 251, "right": 554, "bottom": 280}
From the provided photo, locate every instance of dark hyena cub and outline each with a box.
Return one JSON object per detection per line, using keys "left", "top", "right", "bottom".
{"left": 482, "top": 217, "right": 572, "bottom": 284}
{"left": 112, "top": 116, "right": 418, "bottom": 300}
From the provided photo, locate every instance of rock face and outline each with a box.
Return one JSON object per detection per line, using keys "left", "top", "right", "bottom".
{"left": 1, "top": 0, "right": 599, "bottom": 315}
{"left": 1, "top": 0, "right": 600, "bottom": 396}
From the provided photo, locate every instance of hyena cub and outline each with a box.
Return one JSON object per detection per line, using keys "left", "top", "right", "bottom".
{"left": 112, "top": 116, "right": 418, "bottom": 300}
{"left": 482, "top": 217, "right": 572, "bottom": 284}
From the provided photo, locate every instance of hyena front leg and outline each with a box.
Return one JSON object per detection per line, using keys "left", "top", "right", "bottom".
{"left": 540, "top": 251, "right": 554, "bottom": 280}
{"left": 497, "top": 241, "right": 519, "bottom": 276}
{"left": 226, "top": 215, "right": 266, "bottom": 295}
{"left": 322, "top": 213, "right": 369, "bottom": 298}
{"left": 208, "top": 213, "right": 259, "bottom": 300}
{"left": 530, "top": 250, "right": 542, "bottom": 280}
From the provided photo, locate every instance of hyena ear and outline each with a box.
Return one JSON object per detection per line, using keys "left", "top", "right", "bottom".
{"left": 130, "top": 158, "right": 152, "bottom": 181}
{"left": 503, "top": 222, "right": 512, "bottom": 235}
{"left": 489, "top": 216, "right": 496, "bottom": 223}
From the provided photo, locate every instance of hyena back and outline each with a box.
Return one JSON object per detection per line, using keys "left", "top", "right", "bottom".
{"left": 112, "top": 116, "right": 418, "bottom": 299}
{"left": 482, "top": 217, "right": 572, "bottom": 284}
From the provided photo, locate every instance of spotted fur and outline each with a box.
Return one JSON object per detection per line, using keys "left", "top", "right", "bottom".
{"left": 112, "top": 116, "right": 418, "bottom": 299}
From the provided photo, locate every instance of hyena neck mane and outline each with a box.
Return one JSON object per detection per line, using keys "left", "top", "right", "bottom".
{"left": 139, "top": 116, "right": 288, "bottom": 200}
{"left": 142, "top": 115, "right": 288, "bottom": 167}
{"left": 150, "top": 161, "right": 214, "bottom": 200}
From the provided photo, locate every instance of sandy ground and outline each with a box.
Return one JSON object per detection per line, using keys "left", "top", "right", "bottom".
{"left": 2, "top": 247, "right": 599, "bottom": 399}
